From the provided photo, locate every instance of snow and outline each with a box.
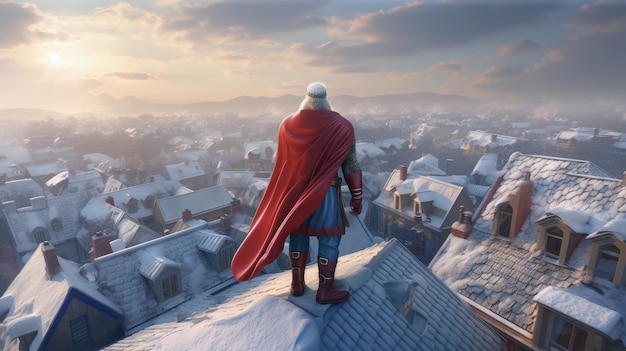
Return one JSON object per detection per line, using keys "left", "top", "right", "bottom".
{"left": 534, "top": 286, "right": 621, "bottom": 335}
{"left": 545, "top": 208, "right": 607, "bottom": 234}
{"left": 587, "top": 219, "right": 626, "bottom": 240}
{"left": 153, "top": 296, "right": 320, "bottom": 351}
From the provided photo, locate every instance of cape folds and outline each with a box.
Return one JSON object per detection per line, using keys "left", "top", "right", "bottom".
{"left": 231, "top": 110, "right": 354, "bottom": 281}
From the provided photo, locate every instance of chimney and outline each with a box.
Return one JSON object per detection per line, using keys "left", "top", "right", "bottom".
{"left": 182, "top": 208, "right": 193, "bottom": 221}
{"left": 491, "top": 134, "right": 498, "bottom": 142}
{"left": 446, "top": 159, "right": 453, "bottom": 175}
{"left": 30, "top": 196, "right": 47, "bottom": 211}
{"left": 92, "top": 231, "right": 112, "bottom": 258}
{"left": 220, "top": 214, "right": 231, "bottom": 233}
{"left": 399, "top": 164, "right": 407, "bottom": 181}
{"left": 230, "top": 199, "right": 242, "bottom": 216}
{"left": 451, "top": 206, "right": 473, "bottom": 239}
{"left": 41, "top": 241, "right": 61, "bottom": 278}
{"left": 105, "top": 196, "right": 115, "bottom": 206}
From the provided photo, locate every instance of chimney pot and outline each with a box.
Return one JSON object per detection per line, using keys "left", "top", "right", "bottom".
{"left": 458, "top": 205, "right": 465, "bottom": 223}
{"left": 182, "top": 208, "right": 193, "bottom": 221}
{"left": 92, "top": 231, "right": 113, "bottom": 258}
{"left": 399, "top": 164, "right": 408, "bottom": 181}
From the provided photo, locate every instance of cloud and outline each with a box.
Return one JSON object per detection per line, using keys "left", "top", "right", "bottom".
{"left": 161, "top": 1, "right": 329, "bottom": 45}
{"left": 498, "top": 39, "right": 542, "bottom": 57}
{"left": 0, "top": 3, "right": 42, "bottom": 48}
{"left": 105, "top": 72, "right": 155, "bottom": 80}
{"left": 326, "top": 65, "right": 379, "bottom": 74}
{"left": 567, "top": 1, "right": 626, "bottom": 32}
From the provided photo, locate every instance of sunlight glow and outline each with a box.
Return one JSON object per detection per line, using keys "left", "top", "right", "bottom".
{"left": 49, "top": 53, "right": 61, "bottom": 64}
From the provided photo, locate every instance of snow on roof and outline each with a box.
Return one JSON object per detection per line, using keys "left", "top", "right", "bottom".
{"left": 0, "top": 145, "right": 32, "bottom": 164}
{"left": 1, "top": 243, "right": 121, "bottom": 351}
{"left": 156, "top": 186, "right": 232, "bottom": 223}
{"left": 98, "top": 181, "right": 170, "bottom": 220}
{"left": 244, "top": 141, "right": 276, "bottom": 160}
{"left": 406, "top": 154, "right": 446, "bottom": 176}
{"left": 355, "top": 142, "right": 385, "bottom": 161}
{"left": 534, "top": 286, "right": 621, "bottom": 336}
{"left": 374, "top": 137, "right": 407, "bottom": 149}
{"left": 102, "top": 240, "right": 504, "bottom": 351}
{"left": 164, "top": 161, "right": 205, "bottom": 181}
{"left": 0, "top": 179, "right": 44, "bottom": 203}
{"left": 431, "top": 153, "right": 626, "bottom": 338}
{"left": 556, "top": 128, "right": 595, "bottom": 142}
{"left": 471, "top": 153, "right": 498, "bottom": 182}
{"left": 587, "top": 219, "right": 626, "bottom": 240}
{"left": 462, "top": 131, "right": 518, "bottom": 149}
{"left": 196, "top": 230, "right": 236, "bottom": 254}
{"left": 25, "top": 161, "right": 67, "bottom": 177}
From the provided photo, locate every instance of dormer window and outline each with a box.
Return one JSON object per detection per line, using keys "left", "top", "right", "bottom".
{"left": 33, "top": 228, "right": 48, "bottom": 244}
{"left": 494, "top": 202, "right": 513, "bottom": 238}
{"left": 198, "top": 232, "right": 237, "bottom": 272}
{"left": 536, "top": 213, "right": 584, "bottom": 266}
{"left": 545, "top": 226, "right": 564, "bottom": 260}
{"left": 594, "top": 244, "right": 619, "bottom": 281}
{"left": 140, "top": 257, "right": 182, "bottom": 302}
{"left": 586, "top": 228, "right": 626, "bottom": 286}
{"left": 126, "top": 198, "right": 139, "bottom": 213}
{"left": 143, "top": 195, "right": 156, "bottom": 209}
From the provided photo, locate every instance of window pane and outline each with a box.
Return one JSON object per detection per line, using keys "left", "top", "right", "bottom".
{"left": 551, "top": 317, "right": 572, "bottom": 349}
{"left": 572, "top": 328, "right": 587, "bottom": 351}
{"left": 595, "top": 251, "right": 618, "bottom": 281}
{"left": 70, "top": 315, "right": 90, "bottom": 344}
{"left": 546, "top": 235, "right": 562, "bottom": 258}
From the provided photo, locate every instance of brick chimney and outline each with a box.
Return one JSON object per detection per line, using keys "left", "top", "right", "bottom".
{"left": 41, "top": 241, "right": 61, "bottom": 278}
{"left": 220, "top": 214, "right": 231, "bottom": 234}
{"left": 506, "top": 171, "right": 533, "bottom": 237}
{"left": 105, "top": 196, "right": 115, "bottom": 206}
{"left": 230, "top": 199, "right": 242, "bottom": 216}
{"left": 399, "top": 164, "right": 407, "bottom": 181}
{"left": 182, "top": 208, "right": 192, "bottom": 221}
{"left": 451, "top": 205, "right": 473, "bottom": 239}
{"left": 92, "top": 231, "right": 113, "bottom": 258}
{"left": 446, "top": 159, "right": 453, "bottom": 175}
{"left": 491, "top": 134, "right": 498, "bottom": 142}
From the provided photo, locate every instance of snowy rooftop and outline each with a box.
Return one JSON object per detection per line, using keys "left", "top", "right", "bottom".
{"left": 430, "top": 153, "right": 626, "bottom": 342}
{"left": 98, "top": 181, "right": 172, "bottom": 220}
{"left": 164, "top": 161, "right": 205, "bottom": 181}
{"left": 102, "top": 240, "right": 505, "bottom": 351}
{"left": 155, "top": 186, "right": 233, "bottom": 223}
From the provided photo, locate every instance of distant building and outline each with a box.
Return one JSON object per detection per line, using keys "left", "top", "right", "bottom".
{"left": 163, "top": 160, "right": 207, "bottom": 190}
{"left": 45, "top": 170, "right": 105, "bottom": 196}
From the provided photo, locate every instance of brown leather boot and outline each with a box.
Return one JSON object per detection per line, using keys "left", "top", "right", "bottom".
{"left": 316, "top": 257, "right": 349, "bottom": 304}
{"left": 290, "top": 251, "right": 308, "bottom": 296}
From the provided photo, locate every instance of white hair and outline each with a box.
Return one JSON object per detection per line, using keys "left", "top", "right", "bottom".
{"left": 299, "top": 82, "right": 333, "bottom": 111}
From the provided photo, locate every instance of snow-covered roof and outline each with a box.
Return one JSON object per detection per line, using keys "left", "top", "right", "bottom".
{"left": 0, "top": 178, "right": 44, "bottom": 205}
{"left": 556, "top": 128, "right": 595, "bottom": 142}
{"left": 25, "top": 161, "right": 67, "bottom": 178}
{"left": 355, "top": 142, "right": 385, "bottom": 162}
{"left": 374, "top": 137, "right": 407, "bottom": 150}
{"left": 244, "top": 141, "right": 276, "bottom": 160}
{"left": 98, "top": 181, "right": 171, "bottom": 220}
{"left": 101, "top": 240, "right": 505, "bottom": 351}
{"left": 470, "top": 153, "right": 499, "bottom": 184}
{"left": 0, "top": 243, "right": 122, "bottom": 351}
{"left": 430, "top": 152, "right": 626, "bottom": 341}
{"left": 164, "top": 161, "right": 205, "bottom": 181}
{"left": 155, "top": 186, "right": 232, "bottom": 223}
{"left": 45, "top": 170, "right": 104, "bottom": 195}
{"left": 4, "top": 190, "right": 97, "bottom": 254}
{"left": 91, "top": 223, "right": 233, "bottom": 331}
{"left": 461, "top": 131, "right": 518, "bottom": 149}
{"left": 406, "top": 154, "right": 446, "bottom": 176}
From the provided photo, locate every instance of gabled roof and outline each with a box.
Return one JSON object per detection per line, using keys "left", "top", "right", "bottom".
{"left": 461, "top": 131, "right": 518, "bottom": 149}
{"left": 407, "top": 154, "right": 446, "bottom": 176}
{"left": 470, "top": 153, "right": 499, "bottom": 183}
{"left": 155, "top": 186, "right": 232, "bottom": 223}
{"left": 98, "top": 181, "right": 171, "bottom": 220}
{"left": 0, "top": 179, "right": 43, "bottom": 205}
{"left": 0, "top": 243, "right": 122, "bottom": 351}
{"left": 45, "top": 170, "right": 104, "bottom": 195}
{"left": 430, "top": 153, "right": 626, "bottom": 343}
{"left": 101, "top": 240, "right": 505, "bottom": 351}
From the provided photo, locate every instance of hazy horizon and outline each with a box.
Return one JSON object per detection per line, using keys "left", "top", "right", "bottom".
{"left": 1, "top": 1, "right": 625, "bottom": 117}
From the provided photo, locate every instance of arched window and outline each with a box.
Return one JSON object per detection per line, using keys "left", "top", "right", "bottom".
{"left": 33, "top": 228, "right": 48, "bottom": 243}
{"left": 143, "top": 195, "right": 156, "bottom": 209}
{"left": 126, "top": 198, "right": 139, "bottom": 213}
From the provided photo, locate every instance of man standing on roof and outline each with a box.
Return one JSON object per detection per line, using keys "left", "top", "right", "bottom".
{"left": 231, "top": 82, "right": 362, "bottom": 304}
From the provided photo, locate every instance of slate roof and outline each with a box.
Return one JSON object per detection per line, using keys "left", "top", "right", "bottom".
{"left": 3, "top": 190, "right": 97, "bottom": 254}
{"left": 0, "top": 178, "right": 44, "bottom": 207}
{"left": 102, "top": 239, "right": 505, "bottom": 351}
{"left": 164, "top": 161, "right": 205, "bottom": 181}
{"left": 430, "top": 153, "right": 626, "bottom": 340}
{"left": 90, "top": 223, "right": 234, "bottom": 331}
{"left": 98, "top": 181, "right": 172, "bottom": 220}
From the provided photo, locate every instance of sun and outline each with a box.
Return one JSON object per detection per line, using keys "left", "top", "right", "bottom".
{"left": 49, "top": 53, "right": 61, "bottom": 64}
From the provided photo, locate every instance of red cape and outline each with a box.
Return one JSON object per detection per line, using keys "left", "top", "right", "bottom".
{"left": 231, "top": 110, "right": 354, "bottom": 281}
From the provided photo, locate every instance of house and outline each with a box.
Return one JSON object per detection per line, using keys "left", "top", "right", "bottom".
{"left": 450, "top": 131, "right": 519, "bottom": 155}
{"left": 367, "top": 164, "right": 474, "bottom": 264}
{"left": 152, "top": 186, "right": 235, "bottom": 234}
{"left": 2, "top": 190, "right": 98, "bottom": 263}
{"left": 430, "top": 152, "right": 626, "bottom": 350}
{"left": 554, "top": 128, "right": 597, "bottom": 150}
{"left": 25, "top": 161, "right": 68, "bottom": 186}
{"left": 0, "top": 242, "right": 124, "bottom": 351}
{"left": 163, "top": 160, "right": 207, "bottom": 190}
{"left": 243, "top": 140, "right": 276, "bottom": 171}
{"left": 215, "top": 170, "right": 271, "bottom": 216}
{"left": 101, "top": 239, "right": 505, "bottom": 351}
{"left": 0, "top": 145, "right": 32, "bottom": 181}
{"left": 45, "top": 170, "right": 105, "bottom": 196}
{"left": 98, "top": 181, "right": 175, "bottom": 230}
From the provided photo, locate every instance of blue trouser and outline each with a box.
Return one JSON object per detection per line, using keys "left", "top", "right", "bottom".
{"left": 289, "top": 234, "right": 341, "bottom": 260}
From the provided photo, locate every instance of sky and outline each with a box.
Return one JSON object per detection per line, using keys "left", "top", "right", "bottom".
{"left": 0, "top": 0, "right": 625, "bottom": 115}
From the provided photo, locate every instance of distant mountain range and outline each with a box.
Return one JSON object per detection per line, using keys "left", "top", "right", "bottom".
{"left": 0, "top": 92, "right": 481, "bottom": 120}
